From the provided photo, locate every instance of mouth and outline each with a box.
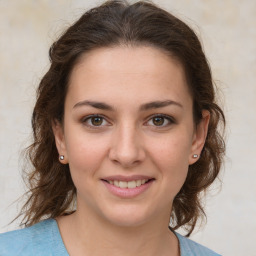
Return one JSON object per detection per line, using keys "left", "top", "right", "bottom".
{"left": 103, "top": 179, "right": 153, "bottom": 189}
{"left": 101, "top": 175, "right": 155, "bottom": 198}
{"left": 101, "top": 176, "right": 155, "bottom": 199}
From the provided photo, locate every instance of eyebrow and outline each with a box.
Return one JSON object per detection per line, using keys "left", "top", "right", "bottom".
{"left": 73, "top": 100, "right": 183, "bottom": 111}
{"left": 139, "top": 100, "right": 183, "bottom": 111}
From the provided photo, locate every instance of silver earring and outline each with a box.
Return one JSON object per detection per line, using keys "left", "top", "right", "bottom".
{"left": 193, "top": 154, "right": 199, "bottom": 158}
{"left": 59, "top": 155, "right": 64, "bottom": 160}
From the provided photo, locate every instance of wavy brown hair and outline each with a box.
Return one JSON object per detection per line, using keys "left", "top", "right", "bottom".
{"left": 17, "top": 0, "right": 225, "bottom": 236}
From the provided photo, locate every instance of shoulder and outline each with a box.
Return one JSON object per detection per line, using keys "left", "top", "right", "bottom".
{"left": 175, "top": 232, "right": 222, "bottom": 256}
{"left": 0, "top": 219, "right": 68, "bottom": 256}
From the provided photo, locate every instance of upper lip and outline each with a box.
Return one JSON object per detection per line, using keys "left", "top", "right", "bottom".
{"left": 101, "top": 175, "right": 154, "bottom": 182}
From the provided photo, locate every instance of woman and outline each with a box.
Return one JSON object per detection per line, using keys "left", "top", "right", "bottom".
{"left": 0, "top": 0, "right": 225, "bottom": 255}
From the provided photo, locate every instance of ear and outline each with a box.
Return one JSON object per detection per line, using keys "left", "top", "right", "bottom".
{"left": 52, "top": 119, "right": 69, "bottom": 164}
{"left": 189, "top": 110, "right": 210, "bottom": 165}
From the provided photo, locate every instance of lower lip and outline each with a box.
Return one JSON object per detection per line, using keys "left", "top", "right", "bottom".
{"left": 102, "top": 180, "right": 154, "bottom": 198}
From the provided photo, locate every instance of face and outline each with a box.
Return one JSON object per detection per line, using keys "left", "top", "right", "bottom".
{"left": 53, "top": 46, "right": 209, "bottom": 227}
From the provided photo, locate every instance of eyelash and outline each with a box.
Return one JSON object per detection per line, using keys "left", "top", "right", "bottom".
{"left": 81, "top": 114, "right": 110, "bottom": 129}
{"left": 81, "top": 114, "right": 175, "bottom": 129}
{"left": 146, "top": 114, "right": 175, "bottom": 127}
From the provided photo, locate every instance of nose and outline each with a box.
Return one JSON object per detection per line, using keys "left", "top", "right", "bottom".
{"left": 108, "top": 123, "right": 146, "bottom": 168}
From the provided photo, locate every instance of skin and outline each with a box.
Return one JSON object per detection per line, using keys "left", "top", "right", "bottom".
{"left": 53, "top": 46, "right": 209, "bottom": 256}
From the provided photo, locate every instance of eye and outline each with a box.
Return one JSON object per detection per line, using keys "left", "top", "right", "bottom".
{"left": 146, "top": 114, "right": 174, "bottom": 127}
{"left": 82, "top": 115, "right": 110, "bottom": 127}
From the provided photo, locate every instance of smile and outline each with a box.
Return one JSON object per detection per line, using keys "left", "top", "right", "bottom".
{"left": 107, "top": 179, "right": 149, "bottom": 189}
{"left": 101, "top": 176, "right": 154, "bottom": 198}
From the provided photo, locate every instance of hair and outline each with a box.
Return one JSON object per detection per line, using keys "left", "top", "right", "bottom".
{"left": 17, "top": 0, "right": 225, "bottom": 236}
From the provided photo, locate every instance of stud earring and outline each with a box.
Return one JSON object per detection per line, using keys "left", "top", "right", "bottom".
{"left": 59, "top": 155, "right": 64, "bottom": 160}
{"left": 192, "top": 154, "right": 199, "bottom": 158}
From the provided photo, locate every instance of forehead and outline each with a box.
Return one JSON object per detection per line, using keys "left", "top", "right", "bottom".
{"left": 67, "top": 46, "right": 192, "bottom": 108}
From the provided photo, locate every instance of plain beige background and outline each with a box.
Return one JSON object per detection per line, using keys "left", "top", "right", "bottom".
{"left": 0, "top": 1, "right": 255, "bottom": 255}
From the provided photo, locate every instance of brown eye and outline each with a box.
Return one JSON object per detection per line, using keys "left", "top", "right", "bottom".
{"left": 146, "top": 115, "right": 174, "bottom": 127}
{"left": 91, "top": 116, "right": 103, "bottom": 126}
{"left": 82, "top": 115, "right": 109, "bottom": 128}
{"left": 152, "top": 116, "right": 165, "bottom": 126}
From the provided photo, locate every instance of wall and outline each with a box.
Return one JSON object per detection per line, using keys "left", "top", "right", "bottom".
{"left": 0, "top": 1, "right": 255, "bottom": 255}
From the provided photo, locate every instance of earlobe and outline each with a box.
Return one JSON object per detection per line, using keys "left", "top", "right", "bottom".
{"left": 189, "top": 110, "right": 210, "bottom": 165}
{"left": 52, "top": 119, "right": 69, "bottom": 164}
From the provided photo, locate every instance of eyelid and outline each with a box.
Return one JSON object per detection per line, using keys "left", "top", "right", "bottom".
{"left": 81, "top": 113, "right": 175, "bottom": 129}
{"left": 144, "top": 114, "right": 176, "bottom": 127}
{"left": 81, "top": 114, "right": 111, "bottom": 128}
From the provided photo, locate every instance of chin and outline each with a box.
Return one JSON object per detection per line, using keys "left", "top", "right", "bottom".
{"left": 98, "top": 203, "right": 155, "bottom": 228}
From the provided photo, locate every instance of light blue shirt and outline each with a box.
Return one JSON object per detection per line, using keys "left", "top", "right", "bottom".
{"left": 0, "top": 219, "right": 221, "bottom": 255}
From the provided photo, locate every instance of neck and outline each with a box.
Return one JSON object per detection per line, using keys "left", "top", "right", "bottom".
{"left": 57, "top": 206, "right": 179, "bottom": 256}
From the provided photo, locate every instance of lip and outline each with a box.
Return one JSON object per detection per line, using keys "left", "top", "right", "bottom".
{"left": 101, "top": 175, "right": 155, "bottom": 198}
{"left": 101, "top": 175, "right": 153, "bottom": 182}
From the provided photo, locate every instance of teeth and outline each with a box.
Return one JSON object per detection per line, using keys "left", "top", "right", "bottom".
{"left": 136, "top": 180, "right": 142, "bottom": 186}
{"left": 108, "top": 179, "right": 149, "bottom": 188}
{"left": 119, "top": 181, "right": 127, "bottom": 188}
{"left": 128, "top": 181, "right": 136, "bottom": 189}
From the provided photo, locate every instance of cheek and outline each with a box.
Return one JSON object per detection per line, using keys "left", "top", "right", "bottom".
{"left": 147, "top": 131, "right": 192, "bottom": 181}
{"left": 149, "top": 130, "right": 192, "bottom": 160}
{"left": 65, "top": 131, "right": 110, "bottom": 178}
